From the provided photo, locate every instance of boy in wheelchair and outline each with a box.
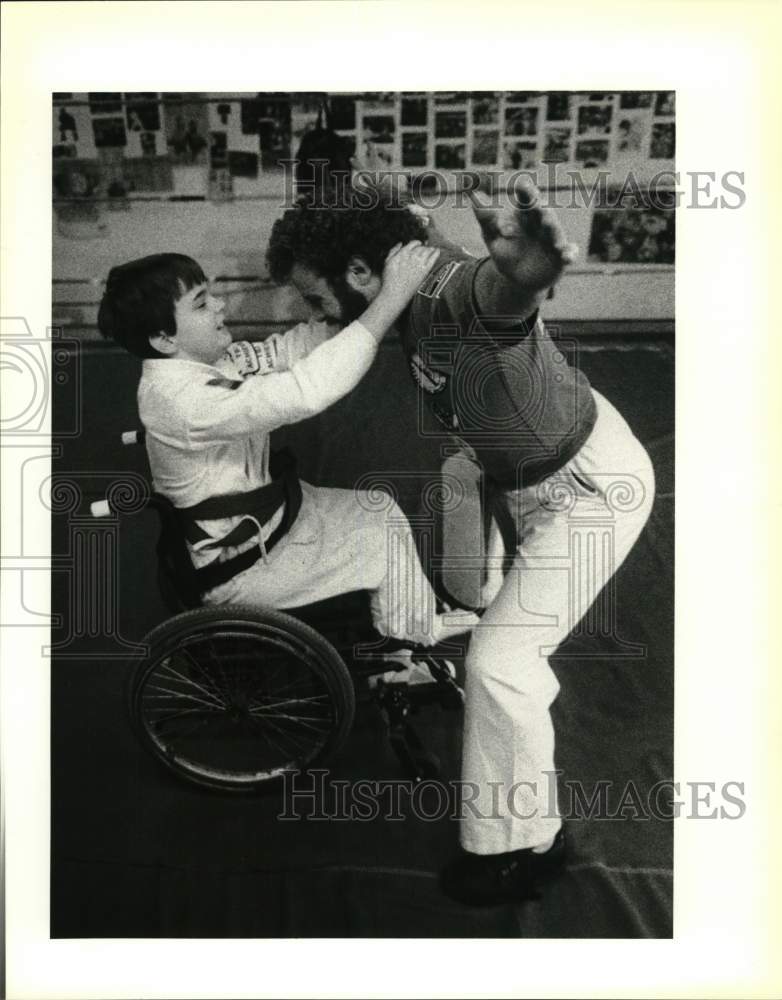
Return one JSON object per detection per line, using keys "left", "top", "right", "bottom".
{"left": 97, "top": 249, "right": 478, "bottom": 651}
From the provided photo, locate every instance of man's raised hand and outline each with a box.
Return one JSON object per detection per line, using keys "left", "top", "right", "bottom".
{"left": 466, "top": 174, "right": 578, "bottom": 294}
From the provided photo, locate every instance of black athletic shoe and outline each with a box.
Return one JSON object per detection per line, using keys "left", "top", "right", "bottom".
{"left": 440, "top": 828, "right": 567, "bottom": 906}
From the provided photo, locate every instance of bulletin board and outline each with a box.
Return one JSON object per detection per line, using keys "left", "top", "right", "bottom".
{"left": 52, "top": 91, "right": 676, "bottom": 265}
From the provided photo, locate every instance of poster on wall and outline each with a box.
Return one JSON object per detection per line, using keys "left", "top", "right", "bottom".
{"left": 505, "top": 106, "right": 539, "bottom": 136}
{"left": 650, "top": 122, "right": 675, "bottom": 159}
{"left": 163, "top": 95, "right": 209, "bottom": 165}
{"left": 575, "top": 139, "right": 609, "bottom": 168}
{"left": 96, "top": 147, "right": 130, "bottom": 206}
{"left": 125, "top": 93, "right": 161, "bottom": 132}
{"left": 546, "top": 93, "right": 571, "bottom": 121}
{"left": 52, "top": 156, "right": 104, "bottom": 234}
{"left": 211, "top": 97, "right": 258, "bottom": 154}
{"left": 139, "top": 132, "right": 158, "bottom": 156}
{"left": 291, "top": 96, "right": 325, "bottom": 149}
{"left": 619, "top": 91, "right": 654, "bottom": 109}
{"left": 577, "top": 103, "right": 613, "bottom": 136}
{"left": 503, "top": 140, "right": 538, "bottom": 170}
{"left": 543, "top": 127, "right": 571, "bottom": 162}
{"left": 121, "top": 156, "right": 175, "bottom": 194}
{"left": 362, "top": 114, "right": 395, "bottom": 144}
{"left": 52, "top": 101, "right": 97, "bottom": 160}
{"left": 471, "top": 131, "right": 499, "bottom": 166}
{"left": 362, "top": 113, "right": 396, "bottom": 167}
{"left": 52, "top": 157, "right": 103, "bottom": 200}
{"left": 588, "top": 188, "right": 675, "bottom": 264}
{"left": 88, "top": 92, "right": 122, "bottom": 114}
{"left": 328, "top": 95, "right": 357, "bottom": 130}
{"left": 435, "top": 111, "right": 466, "bottom": 140}
{"left": 92, "top": 117, "right": 127, "bottom": 149}
{"left": 401, "top": 96, "right": 428, "bottom": 127}
{"left": 472, "top": 94, "right": 499, "bottom": 125}
{"left": 435, "top": 143, "right": 465, "bottom": 169}
{"left": 50, "top": 90, "right": 676, "bottom": 212}
{"left": 615, "top": 116, "right": 645, "bottom": 154}
{"left": 257, "top": 97, "right": 292, "bottom": 171}
{"left": 402, "top": 132, "right": 428, "bottom": 167}
{"left": 210, "top": 130, "right": 228, "bottom": 168}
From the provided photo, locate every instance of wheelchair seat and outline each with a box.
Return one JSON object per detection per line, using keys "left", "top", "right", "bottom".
{"left": 92, "top": 430, "right": 468, "bottom": 792}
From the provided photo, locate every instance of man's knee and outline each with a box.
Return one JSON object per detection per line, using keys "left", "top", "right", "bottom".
{"left": 465, "top": 628, "right": 560, "bottom": 703}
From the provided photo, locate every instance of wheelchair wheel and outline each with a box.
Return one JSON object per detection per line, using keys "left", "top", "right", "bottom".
{"left": 129, "top": 605, "right": 355, "bottom": 791}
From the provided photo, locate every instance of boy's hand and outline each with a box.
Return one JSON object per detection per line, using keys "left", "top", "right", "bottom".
{"left": 466, "top": 175, "right": 578, "bottom": 292}
{"left": 357, "top": 241, "right": 441, "bottom": 345}
{"left": 381, "top": 240, "right": 441, "bottom": 306}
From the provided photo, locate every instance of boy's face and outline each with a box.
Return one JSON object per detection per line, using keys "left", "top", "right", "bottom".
{"left": 170, "top": 281, "right": 230, "bottom": 364}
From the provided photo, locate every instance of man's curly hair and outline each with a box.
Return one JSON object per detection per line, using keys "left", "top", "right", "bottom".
{"left": 266, "top": 201, "right": 428, "bottom": 285}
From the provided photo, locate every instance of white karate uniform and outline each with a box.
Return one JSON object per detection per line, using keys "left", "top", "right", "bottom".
{"left": 460, "top": 389, "right": 656, "bottom": 853}
{"left": 137, "top": 320, "right": 441, "bottom": 645}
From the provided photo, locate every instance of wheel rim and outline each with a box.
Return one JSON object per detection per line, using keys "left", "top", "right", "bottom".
{"left": 135, "top": 624, "right": 343, "bottom": 784}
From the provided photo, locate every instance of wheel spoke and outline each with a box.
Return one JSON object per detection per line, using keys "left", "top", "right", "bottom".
{"left": 154, "top": 661, "right": 227, "bottom": 708}
{"left": 193, "top": 635, "right": 237, "bottom": 701}
{"left": 135, "top": 620, "right": 349, "bottom": 783}
{"left": 151, "top": 707, "right": 213, "bottom": 725}
{"left": 248, "top": 694, "right": 330, "bottom": 712}
{"left": 249, "top": 711, "right": 314, "bottom": 755}
{"left": 143, "top": 683, "right": 225, "bottom": 712}
{"left": 247, "top": 671, "right": 323, "bottom": 702}
{"left": 176, "top": 647, "right": 229, "bottom": 704}
{"left": 249, "top": 710, "right": 332, "bottom": 732}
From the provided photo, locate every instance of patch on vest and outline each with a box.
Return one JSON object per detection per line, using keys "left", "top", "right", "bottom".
{"left": 410, "top": 352, "right": 447, "bottom": 394}
{"left": 416, "top": 259, "right": 462, "bottom": 299}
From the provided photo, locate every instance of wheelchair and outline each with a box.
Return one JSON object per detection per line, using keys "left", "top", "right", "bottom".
{"left": 91, "top": 431, "right": 470, "bottom": 792}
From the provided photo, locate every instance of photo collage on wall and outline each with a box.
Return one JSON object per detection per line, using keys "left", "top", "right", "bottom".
{"left": 588, "top": 186, "right": 675, "bottom": 265}
{"left": 52, "top": 91, "right": 676, "bottom": 263}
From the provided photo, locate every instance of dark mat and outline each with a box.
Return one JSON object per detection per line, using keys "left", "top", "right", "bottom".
{"left": 51, "top": 336, "right": 674, "bottom": 938}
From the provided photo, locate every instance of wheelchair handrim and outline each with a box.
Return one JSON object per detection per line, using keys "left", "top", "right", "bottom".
{"left": 132, "top": 621, "right": 353, "bottom": 789}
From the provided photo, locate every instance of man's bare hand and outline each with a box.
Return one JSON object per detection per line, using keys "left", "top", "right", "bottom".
{"left": 467, "top": 175, "right": 578, "bottom": 293}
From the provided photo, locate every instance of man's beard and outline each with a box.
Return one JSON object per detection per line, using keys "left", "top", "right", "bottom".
{"left": 330, "top": 275, "right": 369, "bottom": 324}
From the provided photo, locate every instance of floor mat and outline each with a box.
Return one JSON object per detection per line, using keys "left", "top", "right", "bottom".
{"left": 51, "top": 336, "right": 674, "bottom": 937}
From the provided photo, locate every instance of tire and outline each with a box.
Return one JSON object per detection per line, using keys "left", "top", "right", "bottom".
{"left": 128, "top": 605, "right": 355, "bottom": 791}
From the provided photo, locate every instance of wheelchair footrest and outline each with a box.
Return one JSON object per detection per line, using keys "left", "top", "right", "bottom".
{"left": 366, "top": 651, "right": 464, "bottom": 708}
{"left": 377, "top": 685, "right": 441, "bottom": 783}
{"left": 373, "top": 652, "right": 465, "bottom": 782}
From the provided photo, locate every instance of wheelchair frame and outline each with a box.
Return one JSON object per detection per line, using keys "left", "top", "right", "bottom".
{"left": 92, "top": 431, "right": 467, "bottom": 791}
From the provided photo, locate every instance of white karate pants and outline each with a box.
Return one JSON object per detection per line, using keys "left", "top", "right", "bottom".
{"left": 460, "top": 389, "right": 656, "bottom": 854}
{"left": 202, "top": 482, "right": 441, "bottom": 647}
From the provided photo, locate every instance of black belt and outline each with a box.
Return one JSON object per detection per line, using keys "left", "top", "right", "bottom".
{"left": 177, "top": 450, "right": 303, "bottom": 595}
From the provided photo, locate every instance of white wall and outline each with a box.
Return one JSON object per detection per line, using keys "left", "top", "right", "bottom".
{"left": 52, "top": 190, "right": 674, "bottom": 332}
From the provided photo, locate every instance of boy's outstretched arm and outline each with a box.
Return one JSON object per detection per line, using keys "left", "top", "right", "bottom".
{"left": 182, "top": 242, "right": 440, "bottom": 445}
{"left": 466, "top": 175, "right": 578, "bottom": 322}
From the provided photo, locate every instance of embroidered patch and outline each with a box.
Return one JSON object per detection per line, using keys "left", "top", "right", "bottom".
{"left": 223, "top": 338, "right": 280, "bottom": 378}
{"left": 252, "top": 337, "right": 279, "bottom": 375}
{"left": 416, "top": 259, "right": 462, "bottom": 300}
{"left": 410, "top": 352, "right": 447, "bottom": 394}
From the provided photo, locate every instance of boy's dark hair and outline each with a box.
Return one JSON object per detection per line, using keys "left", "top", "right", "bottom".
{"left": 266, "top": 201, "right": 427, "bottom": 286}
{"left": 97, "top": 253, "right": 206, "bottom": 359}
